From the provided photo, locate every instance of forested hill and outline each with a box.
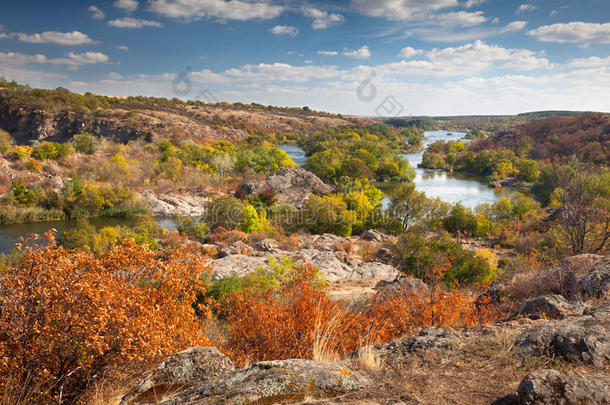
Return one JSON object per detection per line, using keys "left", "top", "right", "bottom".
{"left": 470, "top": 113, "right": 610, "bottom": 165}
{"left": 0, "top": 79, "right": 369, "bottom": 145}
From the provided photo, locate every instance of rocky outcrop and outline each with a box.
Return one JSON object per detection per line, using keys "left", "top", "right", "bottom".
{"left": 513, "top": 303, "right": 609, "bottom": 366}
{"left": 138, "top": 191, "right": 209, "bottom": 217}
{"left": 121, "top": 347, "right": 235, "bottom": 405}
{"left": 519, "top": 295, "right": 588, "bottom": 320}
{"left": 236, "top": 168, "right": 333, "bottom": 208}
{"left": 159, "top": 359, "right": 370, "bottom": 405}
{"left": 501, "top": 369, "right": 610, "bottom": 405}
{"left": 563, "top": 255, "right": 610, "bottom": 299}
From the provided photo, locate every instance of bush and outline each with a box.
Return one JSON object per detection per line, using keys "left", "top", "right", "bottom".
{"left": 0, "top": 129, "right": 12, "bottom": 153}
{"left": 204, "top": 196, "right": 261, "bottom": 233}
{"left": 443, "top": 203, "right": 477, "bottom": 235}
{"left": 177, "top": 216, "right": 207, "bottom": 239}
{"left": 73, "top": 132, "right": 99, "bottom": 154}
{"left": 0, "top": 232, "right": 210, "bottom": 403}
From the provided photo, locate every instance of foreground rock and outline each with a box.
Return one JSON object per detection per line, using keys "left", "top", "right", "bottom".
{"left": 236, "top": 167, "right": 333, "bottom": 208}
{"left": 121, "top": 347, "right": 234, "bottom": 405}
{"left": 159, "top": 359, "right": 370, "bottom": 405}
{"left": 499, "top": 369, "right": 610, "bottom": 404}
{"left": 513, "top": 303, "right": 609, "bottom": 366}
{"left": 519, "top": 295, "right": 588, "bottom": 320}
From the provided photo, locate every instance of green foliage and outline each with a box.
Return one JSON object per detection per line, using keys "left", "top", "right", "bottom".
{"left": 235, "top": 145, "right": 295, "bottom": 174}
{"left": 388, "top": 183, "right": 450, "bottom": 231}
{"left": 73, "top": 132, "right": 99, "bottom": 154}
{"left": 11, "top": 182, "right": 35, "bottom": 206}
{"left": 0, "top": 129, "right": 12, "bottom": 153}
{"left": 443, "top": 203, "right": 477, "bottom": 236}
{"left": 391, "top": 233, "right": 496, "bottom": 285}
{"left": 517, "top": 159, "right": 540, "bottom": 182}
{"left": 32, "top": 141, "right": 74, "bottom": 160}
{"left": 304, "top": 194, "right": 355, "bottom": 236}
{"left": 177, "top": 216, "right": 207, "bottom": 239}
{"left": 204, "top": 196, "right": 261, "bottom": 233}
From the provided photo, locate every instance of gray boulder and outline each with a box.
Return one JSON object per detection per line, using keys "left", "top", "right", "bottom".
{"left": 513, "top": 303, "right": 609, "bottom": 366}
{"left": 121, "top": 347, "right": 234, "bottom": 405}
{"left": 159, "top": 359, "right": 370, "bottom": 405}
{"left": 237, "top": 168, "right": 333, "bottom": 208}
{"left": 519, "top": 295, "right": 588, "bottom": 320}
{"left": 566, "top": 255, "right": 610, "bottom": 299}
{"left": 511, "top": 369, "right": 610, "bottom": 404}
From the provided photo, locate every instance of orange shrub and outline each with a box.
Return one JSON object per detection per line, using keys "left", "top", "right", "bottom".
{"left": 0, "top": 231, "right": 211, "bottom": 404}
{"left": 221, "top": 264, "right": 363, "bottom": 366}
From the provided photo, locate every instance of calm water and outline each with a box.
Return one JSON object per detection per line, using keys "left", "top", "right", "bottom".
{"left": 281, "top": 131, "right": 513, "bottom": 209}
{"left": 0, "top": 217, "right": 178, "bottom": 254}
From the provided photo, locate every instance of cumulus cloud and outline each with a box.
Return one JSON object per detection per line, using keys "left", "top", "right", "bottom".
{"left": 398, "top": 46, "right": 422, "bottom": 58}
{"left": 88, "top": 6, "right": 105, "bottom": 20}
{"left": 116, "top": 45, "right": 129, "bottom": 51}
{"left": 502, "top": 20, "right": 528, "bottom": 32}
{"left": 568, "top": 56, "right": 610, "bottom": 68}
{"left": 350, "top": 0, "right": 459, "bottom": 20}
{"left": 0, "top": 51, "right": 109, "bottom": 68}
{"left": 114, "top": 0, "right": 138, "bottom": 12}
{"left": 343, "top": 45, "right": 371, "bottom": 59}
{"left": 464, "top": 0, "right": 487, "bottom": 7}
{"left": 14, "top": 31, "right": 94, "bottom": 45}
{"left": 270, "top": 25, "right": 298, "bottom": 36}
{"left": 148, "top": 0, "right": 284, "bottom": 21}
{"left": 517, "top": 4, "right": 536, "bottom": 13}
{"left": 108, "top": 17, "right": 162, "bottom": 28}
{"left": 318, "top": 50, "right": 338, "bottom": 56}
{"left": 437, "top": 11, "right": 487, "bottom": 27}
{"left": 301, "top": 6, "right": 344, "bottom": 29}
{"left": 528, "top": 22, "right": 610, "bottom": 44}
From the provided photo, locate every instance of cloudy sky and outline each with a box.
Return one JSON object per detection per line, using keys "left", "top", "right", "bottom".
{"left": 1, "top": 0, "right": 609, "bottom": 116}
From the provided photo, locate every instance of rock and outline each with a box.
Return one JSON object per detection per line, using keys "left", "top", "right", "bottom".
{"left": 236, "top": 168, "right": 333, "bottom": 208}
{"left": 519, "top": 295, "right": 588, "bottom": 320}
{"left": 513, "top": 303, "right": 609, "bottom": 366}
{"left": 209, "top": 255, "right": 271, "bottom": 280}
{"left": 254, "top": 238, "right": 279, "bottom": 252}
{"left": 353, "top": 262, "right": 401, "bottom": 281}
{"left": 120, "top": 347, "right": 234, "bottom": 405}
{"left": 360, "top": 229, "right": 389, "bottom": 243}
{"left": 159, "top": 359, "right": 370, "bottom": 405}
{"left": 376, "top": 276, "right": 429, "bottom": 299}
{"left": 293, "top": 249, "right": 354, "bottom": 282}
{"left": 509, "top": 369, "right": 610, "bottom": 404}
{"left": 566, "top": 255, "right": 610, "bottom": 299}
{"left": 351, "top": 327, "right": 459, "bottom": 361}
{"left": 139, "top": 191, "right": 208, "bottom": 217}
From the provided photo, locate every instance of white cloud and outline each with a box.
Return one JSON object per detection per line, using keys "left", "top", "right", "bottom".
{"left": 88, "top": 6, "right": 106, "bottom": 20}
{"left": 343, "top": 45, "right": 371, "bottom": 59}
{"left": 528, "top": 22, "right": 610, "bottom": 44}
{"left": 464, "top": 0, "right": 487, "bottom": 7}
{"left": 517, "top": 4, "right": 536, "bottom": 13}
{"left": 502, "top": 21, "right": 528, "bottom": 32}
{"left": 318, "top": 50, "right": 338, "bottom": 56}
{"left": 568, "top": 56, "right": 610, "bottom": 68}
{"left": 15, "top": 31, "right": 94, "bottom": 45}
{"left": 550, "top": 9, "right": 558, "bottom": 16}
{"left": 0, "top": 51, "right": 109, "bottom": 68}
{"left": 437, "top": 11, "right": 487, "bottom": 27}
{"left": 108, "top": 17, "right": 162, "bottom": 28}
{"left": 398, "top": 46, "right": 422, "bottom": 58}
{"left": 116, "top": 45, "right": 129, "bottom": 51}
{"left": 350, "top": 0, "right": 459, "bottom": 20}
{"left": 300, "top": 6, "right": 344, "bottom": 29}
{"left": 270, "top": 25, "right": 298, "bottom": 36}
{"left": 106, "top": 72, "right": 123, "bottom": 80}
{"left": 148, "top": 0, "right": 284, "bottom": 21}
{"left": 114, "top": 0, "right": 139, "bottom": 12}
{"left": 491, "top": 17, "right": 499, "bottom": 24}
{"left": 223, "top": 63, "right": 342, "bottom": 82}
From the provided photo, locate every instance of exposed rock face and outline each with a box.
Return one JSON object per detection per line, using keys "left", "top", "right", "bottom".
{"left": 375, "top": 276, "right": 430, "bottom": 299}
{"left": 121, "top": 347, "right": 235, "bottom": 405}
{"left": 564, "top": 255, "right": 610, "bottom": 299}
{"left": 159, "top": 359, "right": 370, "bottom": 405}
{"left": 236, "top": 168, "right": 333, "bottom": 208}
{"left": 513, "top": 303, "right": 609, "bottom": 366}
{"left": 510, "top": 369, "right": 610, "bottom": 404}
{"left": 139, "top": 191, "right": 208, "bottom": 217}
{"left": 519, "top": 295, "right": 588, "bottom": 320}
{"left": 350, "top": 327, "right": 459, "bottom": 361}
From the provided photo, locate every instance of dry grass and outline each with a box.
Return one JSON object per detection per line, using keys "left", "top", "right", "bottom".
{"left": 312, "top": 306, "right": 353, "bottom": 363}
{"left": 355, "top": 346, "right": 382, "bottom": 372}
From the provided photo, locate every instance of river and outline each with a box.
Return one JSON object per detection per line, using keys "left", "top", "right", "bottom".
{"left": 0, "top": 131, "right": 510, "bottom": 254}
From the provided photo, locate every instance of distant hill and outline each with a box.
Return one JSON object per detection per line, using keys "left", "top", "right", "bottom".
{"left": 0, "top": 81, "right": 368, "bottom": 145}
{"left": 470, "top": 113, "right": 610, "bottom": 165}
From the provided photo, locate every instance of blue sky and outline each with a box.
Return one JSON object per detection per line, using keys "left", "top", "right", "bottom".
{"left": 1, "top": 0, "right": 609, "bottom": 115}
